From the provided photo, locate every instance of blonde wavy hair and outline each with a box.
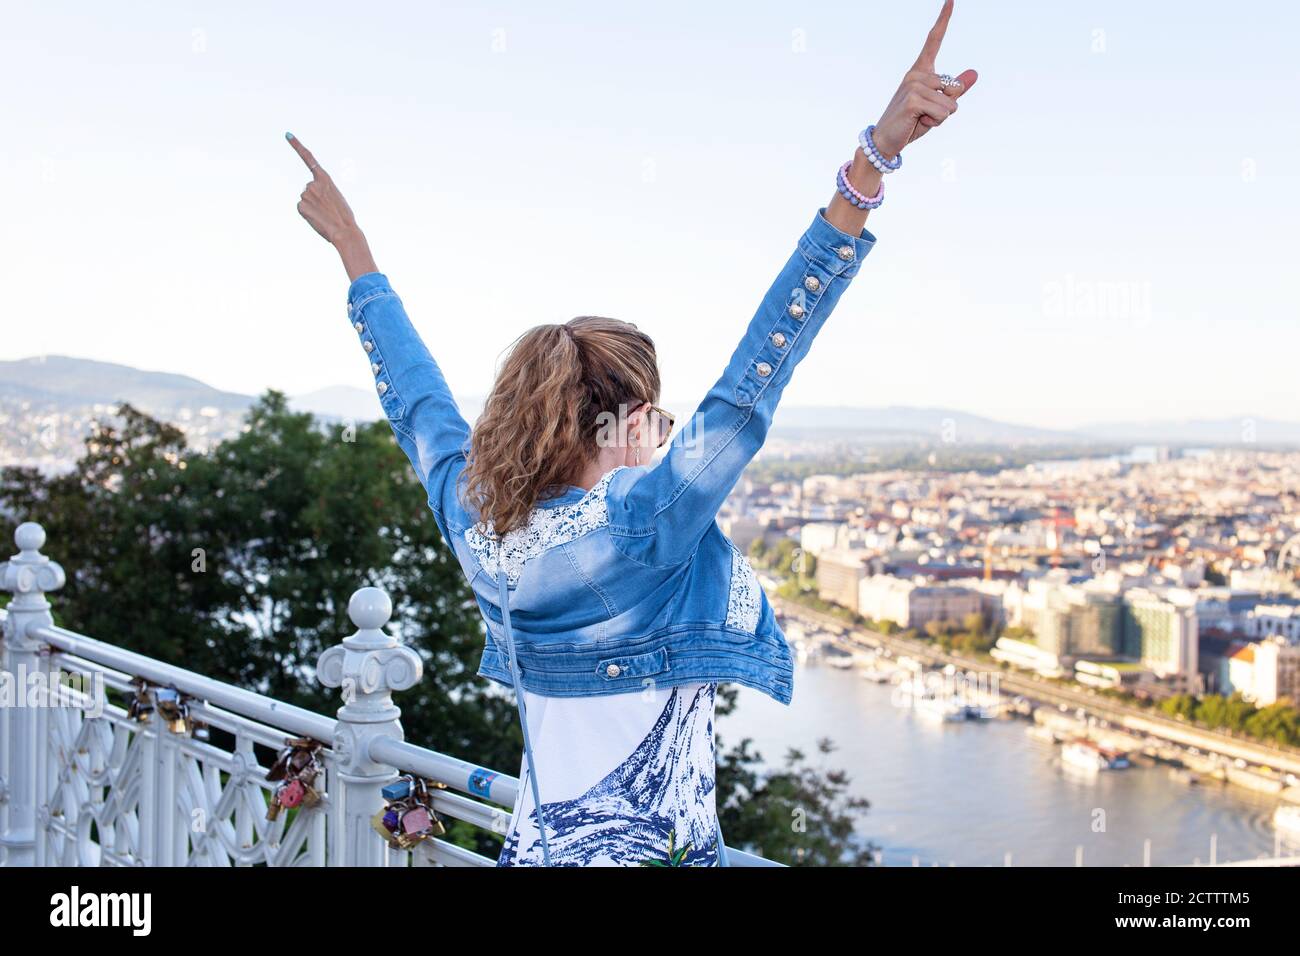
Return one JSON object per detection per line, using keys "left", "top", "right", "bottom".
{"left": 460, "top": 316, "right": 660, "bottom": 537}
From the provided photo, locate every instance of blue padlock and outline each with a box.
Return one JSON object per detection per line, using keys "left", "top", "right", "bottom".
{"left": 381, "top": 776, "right": 414, "bottom": 802}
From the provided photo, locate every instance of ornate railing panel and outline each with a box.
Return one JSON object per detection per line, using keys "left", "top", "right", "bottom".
{"left": 0, "top": 522, "right": 775, "bottom": 867}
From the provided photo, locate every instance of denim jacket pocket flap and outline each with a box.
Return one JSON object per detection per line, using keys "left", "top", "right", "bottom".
{"left": 378, "top": 386, "right": 408, "bottom": 424}
{"left": 596, "top": 648, "right": 669, "bottom": 681}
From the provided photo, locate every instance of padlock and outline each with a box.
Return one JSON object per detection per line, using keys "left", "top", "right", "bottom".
{"left": 381, "top": 776, "right": 414, "bottom": 802}
{"left": 400, "top": 804, "right": 433, "bottom": 835}
{"left": 396, "top": 777, "right": 445, "bottom": 841}
{"left": 277, "top": 778, "right": 306, "bottom": 809}
{"left": 371, "top": 807, "right": 417, "bottom": 851}
{"left": 266, "top": 793, "right": 283, "bottom": 822}
{"left": 266, "top": 738, "right": 325, "bottom": 808}
{"left": 127, "top": 680, "right": 153, "bottom": 722}
{"left": 371, "top": 810, "right": 397, "bottom": 844}
{"left": 297, "top": 760, "right": 320, "bottom": 787}
{"left": 153, "top": 688, "right": 192, "bottom": 735}
{"left": 266, "top": 751, "right": 292, "bottom": 783}
{"left": 416, "top": 779, "right": 446, "bottom": 838}
{"left": 167, "top": 707, "right": 190, "bottom": 735}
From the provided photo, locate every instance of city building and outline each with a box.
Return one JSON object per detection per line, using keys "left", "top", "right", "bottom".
{"left": 815, "top": 549, "right": 871, "bottom": 612}
{"left": 1244, "top": 604, "right": 1300, "bottom": 642}
{"left": 1221, "top": 636, "right": 1300, "bottom": 706}
{"left": 857, "top": 575, "right": 981, "bottom": 630}
{"left": 1122, "top": 589, "right": 1200, "bottom": 691}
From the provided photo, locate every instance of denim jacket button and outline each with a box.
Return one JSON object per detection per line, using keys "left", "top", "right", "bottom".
{"left": 377, "top": 381, "right": 389, "bottom": 395}
{"left": 371, "top": 362, "right": 382, "bottom": 375}
{"left": 804, "top": 275, "right": 821, "bottom": 292}
{"left": 771, "top": 332, "right": 787, "bottom": 348}
{"left": 788, "top": 303, "right": 805, "bottom": 319}
{"left": 836, "top": 245, "right": 855, "bottom": 261}
{"left": 755, "top": 361, "right": 772, "bottom": 377}
{"left": 363, "top": 340, "right": 375, "bottom": 353}
{"left": 605, "top": 663, "right": 622, "bottom": 677}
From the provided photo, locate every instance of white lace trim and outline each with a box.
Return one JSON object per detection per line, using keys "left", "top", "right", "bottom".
{"left": 466, "top": 467, "right": 625, "bottom": 586}
{"left": 726, "top": 544, "right": 761, "bottom": 633}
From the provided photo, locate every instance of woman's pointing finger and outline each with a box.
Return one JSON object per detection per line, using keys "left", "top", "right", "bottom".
{"left": 914, "top": 0, "right": 955, "bottom": 72}
{"left": 285, "top": 132, "right": 325, "bottom": 178}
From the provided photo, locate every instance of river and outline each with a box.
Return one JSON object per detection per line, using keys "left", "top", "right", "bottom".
{"left": 724, "top": 659, "right": 1297, "bottom": 866}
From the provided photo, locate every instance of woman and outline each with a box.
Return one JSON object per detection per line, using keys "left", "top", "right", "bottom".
{"left": 289, "top": 2, "right": 976, "bottom": 867}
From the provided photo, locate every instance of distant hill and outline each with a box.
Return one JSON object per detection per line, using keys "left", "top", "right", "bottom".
{"left": 2, "top": 355, "right": 1297, "bottom": 472}
{"left": 0, "top": 355, "right": 250, "bottom": 414}
{"left": 1077, "top": 417, "right": 1300, "bottom": 446}
{"left": 761, "top": 404, "right": 1078, "bottom": 445}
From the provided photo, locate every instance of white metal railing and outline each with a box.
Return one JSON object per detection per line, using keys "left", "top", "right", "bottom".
{"left": 0, "top": 522, "right": 775, "bottom": 867}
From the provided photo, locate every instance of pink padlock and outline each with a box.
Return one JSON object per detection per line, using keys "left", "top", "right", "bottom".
{"left": 277, "top": 778, "right": 306, "bottom": 809}
{"left": 401, "top": 806, "right": 432, "bottom": 834}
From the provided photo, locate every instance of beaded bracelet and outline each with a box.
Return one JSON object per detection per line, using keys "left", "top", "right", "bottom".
{"left": 859, "top": 125, "right": 902, "bottom": 174}
{"left": 836, "top": 160, "right": 885, "bottom": 210}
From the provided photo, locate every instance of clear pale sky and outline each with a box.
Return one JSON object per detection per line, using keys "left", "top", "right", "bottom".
{"left": 3, "top": 1, "right": 1296, "bottom": 429}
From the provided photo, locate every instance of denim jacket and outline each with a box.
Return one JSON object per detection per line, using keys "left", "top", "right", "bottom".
{"left": 345, "top": 208, "right": 876, "bottom": 705}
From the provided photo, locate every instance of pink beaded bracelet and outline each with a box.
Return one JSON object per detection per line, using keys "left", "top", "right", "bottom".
{"left": 836, "top": 160, "right": 885, "bottom": 210}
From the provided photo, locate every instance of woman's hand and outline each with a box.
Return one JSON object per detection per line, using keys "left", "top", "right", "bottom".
{"left": 823, "top": 0, "right": 976, "bottom": 236}
{"left": 286, "top": 132, "right": 378, "bottom": 281}
{"left": 871, "top": 0, "right": 978, "bottom": 158}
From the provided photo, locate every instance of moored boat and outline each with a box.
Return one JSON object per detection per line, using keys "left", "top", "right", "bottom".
{"left": 1061, "top": 738, "right": 1130, "bottom": 772}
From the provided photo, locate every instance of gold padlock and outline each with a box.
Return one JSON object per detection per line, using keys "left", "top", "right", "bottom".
{"left": 371, "top": 809, "right": 401, "bottom": 848}
{"left": 301, "top": 781, "right": 323, "bottom": 809}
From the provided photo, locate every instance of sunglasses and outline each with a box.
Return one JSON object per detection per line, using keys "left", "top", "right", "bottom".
{"left": 647, "top": 404, "right": 675, "bottom": 448}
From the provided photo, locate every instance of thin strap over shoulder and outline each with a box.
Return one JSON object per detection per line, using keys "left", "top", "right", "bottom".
{"left": 497, "top": 567, "right": 553, "bottom": 866}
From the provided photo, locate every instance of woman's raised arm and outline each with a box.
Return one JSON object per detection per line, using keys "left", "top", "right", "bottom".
{"left": 287, "top": 134, "right": 473, "bottom": 544}
{"left": 606, "top": 0, "right": 978, "bottom": 568}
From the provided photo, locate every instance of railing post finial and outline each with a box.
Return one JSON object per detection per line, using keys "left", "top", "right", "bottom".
{"left": 1, "top": 521, "right": 66, "bottom": 645}
{"left": 316, "top": 586, "right": 422, "bottom": 865}
{"left": 0, "top": 521, "right": 64, "bottom": 866}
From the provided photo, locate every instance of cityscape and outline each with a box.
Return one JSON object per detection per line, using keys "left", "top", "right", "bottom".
{"left": 714, "top": 443, "right": 1300, "bottom": 864}
{"left": 727, "top": 446, "right": 1300, "bottom": 702}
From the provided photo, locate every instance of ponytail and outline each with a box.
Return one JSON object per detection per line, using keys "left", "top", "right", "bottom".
{"left": 462, "top": 315, "right": 659, "bottom": 538}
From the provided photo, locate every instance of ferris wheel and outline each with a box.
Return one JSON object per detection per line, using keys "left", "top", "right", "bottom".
{"left": 1279, "top": 533, "right": 1300, "bottom": 578}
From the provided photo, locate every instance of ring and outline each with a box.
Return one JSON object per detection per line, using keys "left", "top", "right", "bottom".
{"left": 938, "top": 73, "right": 961, "bottom": 92}
{"left": 308, "top": 163, "right": 320, "bottom": 171}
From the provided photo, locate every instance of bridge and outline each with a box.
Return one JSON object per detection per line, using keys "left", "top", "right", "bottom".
{"left": 0, "top": 523, "right": 775, "bottom": 867}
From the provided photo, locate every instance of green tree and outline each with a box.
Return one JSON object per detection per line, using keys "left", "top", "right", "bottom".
{"left": 1245, "top": 700, "right": 1300, "bottom": 746}
{"left": 1159, "top": 693, "right": 1200, "bottom": 722}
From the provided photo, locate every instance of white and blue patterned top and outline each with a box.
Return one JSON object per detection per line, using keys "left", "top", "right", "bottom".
{"left": 497, "top": 682, "right": 721, "bottom": 867}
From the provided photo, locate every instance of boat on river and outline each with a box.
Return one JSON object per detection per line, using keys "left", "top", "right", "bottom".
{"left": 1061, "top": 738, "right": 1130, "bottom": 772}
